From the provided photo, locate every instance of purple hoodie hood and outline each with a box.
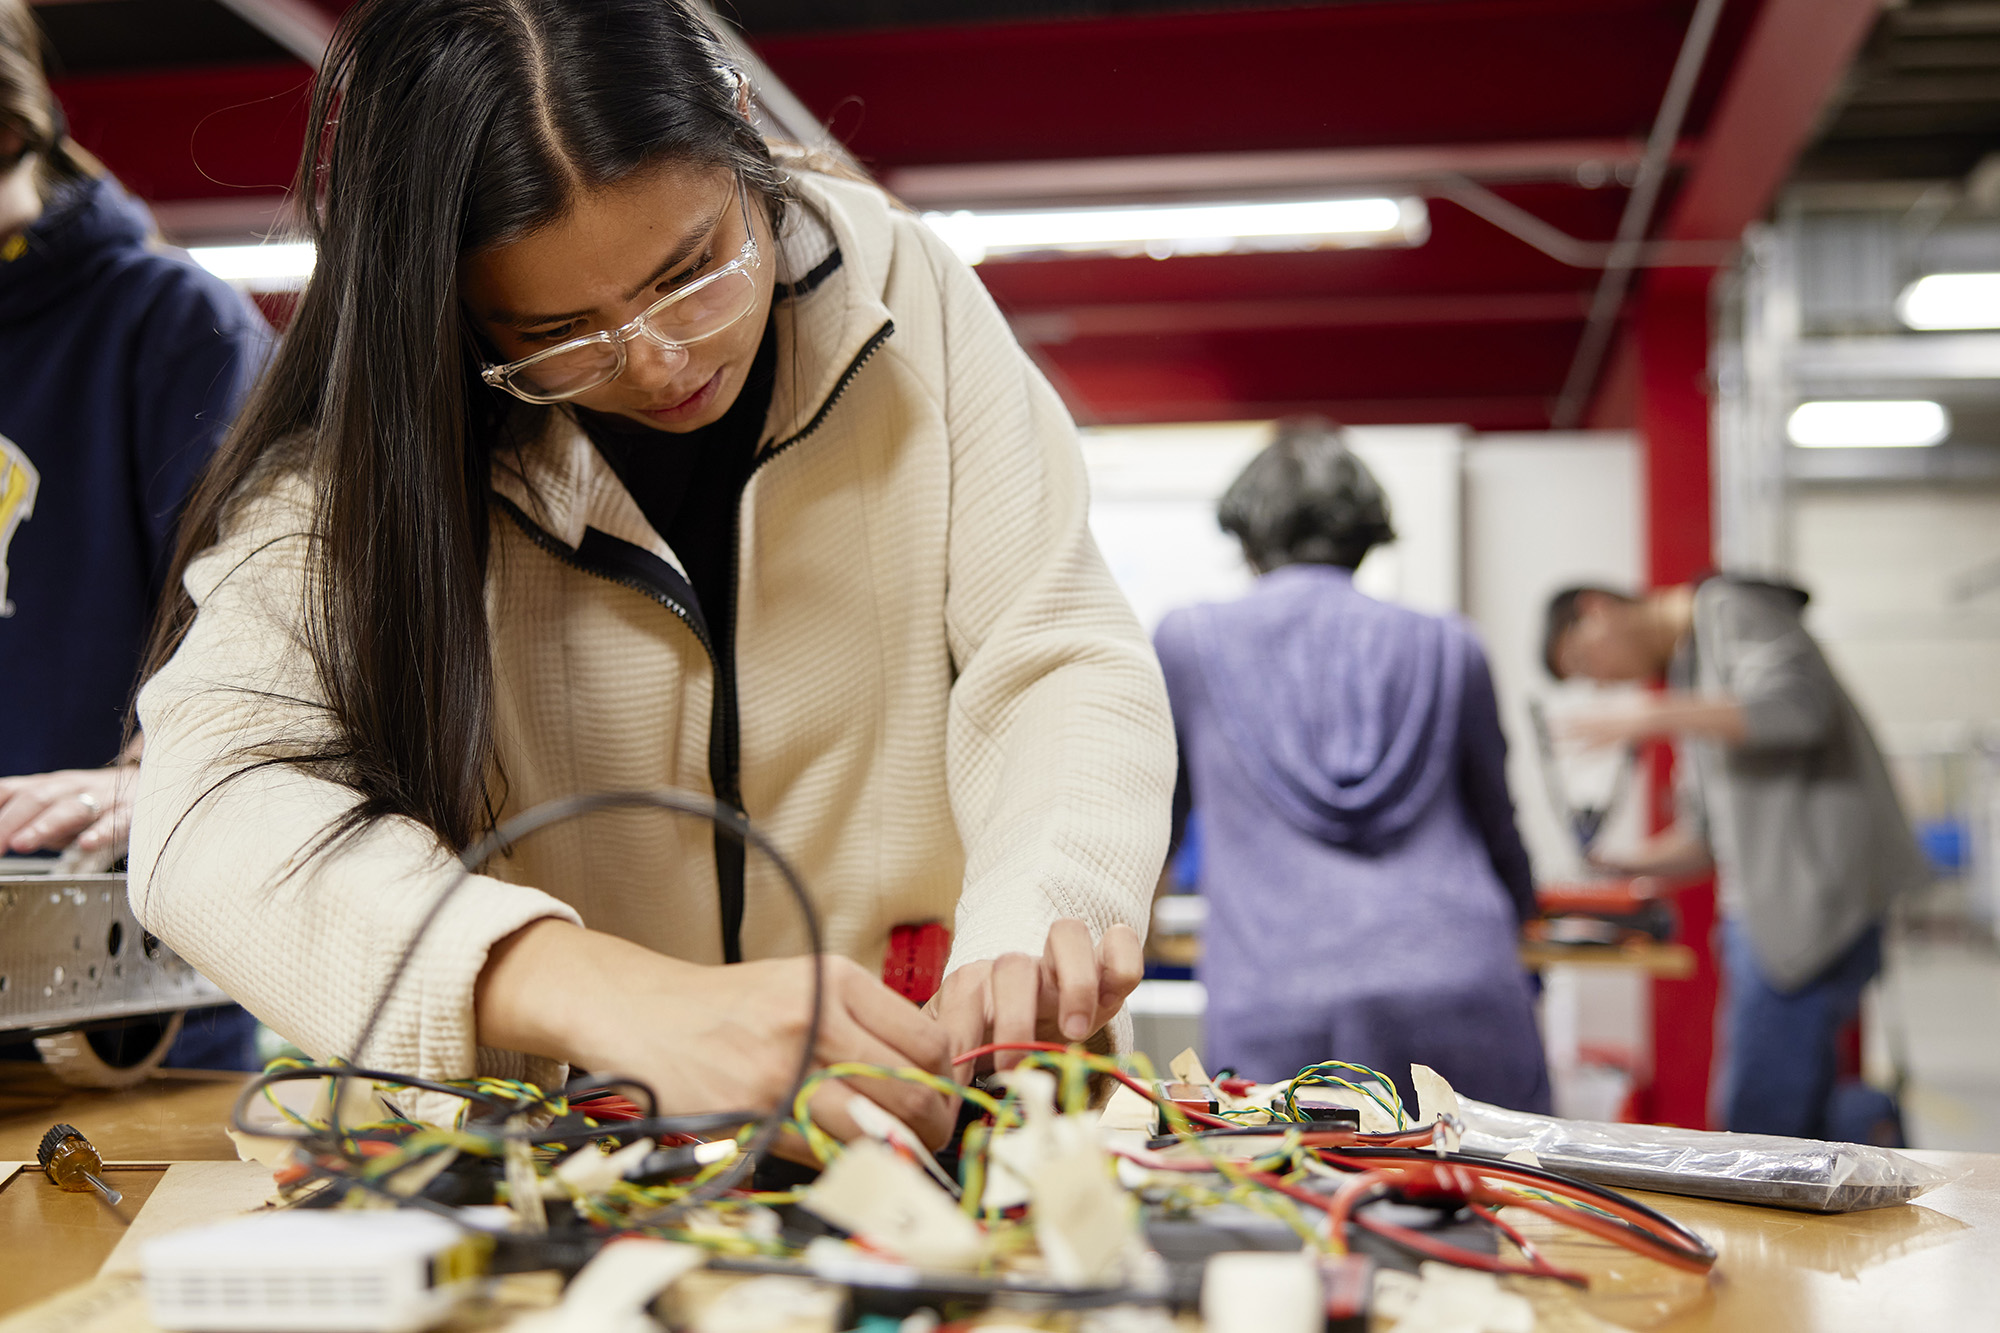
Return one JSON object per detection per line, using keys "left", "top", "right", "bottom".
{"left": 1183, "top": 564, "right": 1468, "bottom": 851}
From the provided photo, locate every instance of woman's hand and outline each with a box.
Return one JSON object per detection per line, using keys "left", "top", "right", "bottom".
{"left": 926, "top": 918, "right": 1145, "bottom": 1075}
{"left": 477, "top": 920, "right": 957, "bottom": 1151}
{"left": 0, "top": 765, "right": 136, "bottom": 856}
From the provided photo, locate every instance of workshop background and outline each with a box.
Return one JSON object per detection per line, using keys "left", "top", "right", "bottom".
{"left": 31, "top": 0, "right": 2000, "bottom": 1146}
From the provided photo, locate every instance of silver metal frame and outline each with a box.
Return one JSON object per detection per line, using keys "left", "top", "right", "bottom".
{"left": 0, "top": 873, "right": 226, "bottom": 1036}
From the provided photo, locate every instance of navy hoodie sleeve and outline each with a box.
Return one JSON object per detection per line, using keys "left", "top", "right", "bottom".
{"left": 127, "top": 269, "right": 271, "bottom": 602}
{"left": 1456, "top": 634, "right": 1537, "bottom": 924}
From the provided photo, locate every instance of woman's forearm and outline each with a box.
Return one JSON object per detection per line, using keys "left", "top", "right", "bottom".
{"left": 474, "top": 918, "right": 627, "bottom": 1066}
{"left": 473, "top": 919, "right": 721, "bottom": 1072}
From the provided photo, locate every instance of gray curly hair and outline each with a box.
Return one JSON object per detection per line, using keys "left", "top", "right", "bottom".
{"left": 1217, "top": 417, "right": 1396, "bottom": 572}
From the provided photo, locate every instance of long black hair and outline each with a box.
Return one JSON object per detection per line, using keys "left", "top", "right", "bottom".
{"left": 141, "top": 0, "right": 790, "bottom": 852}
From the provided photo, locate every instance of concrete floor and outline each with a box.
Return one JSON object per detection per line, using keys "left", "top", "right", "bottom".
{"left": 1874, "top": 930, "right": 2000, "bottom": 1152}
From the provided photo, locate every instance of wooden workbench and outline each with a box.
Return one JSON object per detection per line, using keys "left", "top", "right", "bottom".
{"left": 1149, "top": 934, "right": 1701, "bottom": 979}
{"left": 2, "top": 1066, "right": 1997, "bottom": 1331}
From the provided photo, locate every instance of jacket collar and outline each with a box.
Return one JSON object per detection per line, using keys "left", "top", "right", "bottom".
{"left": 490, "top": 170, "right": 898, "bottom": 562}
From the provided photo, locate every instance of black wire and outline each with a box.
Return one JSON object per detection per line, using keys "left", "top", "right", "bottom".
{"left": 302, "top": 788, "right": 823, "bottom": 1206}
{"left": 230, "top": 1064, "right": 518, "bottom": 1143}
{"left": 1346, "top": 1206, "right": 1590, "bottom": 1290}
{"left": 227, "top": 1063, "right": 762, "bottom": 1149}
{"left": 565, "top": 1076, "right": 659, "bottom": 1116}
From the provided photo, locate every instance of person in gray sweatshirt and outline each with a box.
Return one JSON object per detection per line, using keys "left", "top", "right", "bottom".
{"left": 1545, "top": 578, "right": 1926, "bottom": 1139}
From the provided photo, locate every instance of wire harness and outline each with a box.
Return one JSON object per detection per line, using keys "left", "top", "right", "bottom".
{"left": 220, "top": 788, "right": 1717, "bottom": 1303}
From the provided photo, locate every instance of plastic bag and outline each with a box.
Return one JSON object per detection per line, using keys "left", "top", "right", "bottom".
{"left": 1454, "top": 1097, "right": 1957, "bottom": 1213}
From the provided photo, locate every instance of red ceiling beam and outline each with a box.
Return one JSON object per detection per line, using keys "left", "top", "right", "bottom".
{"left": 1037, "top": 318, "right": 1581, "bottom": 428}
{"left": 1012, "top": 291, "right": 1590, "bottom": 343}
{"left": 755, "top": 0, "right": 1712, "bottom": 169}
{"left": 1594, "top": 0, "right": 1882, "bottom": 1135}
{"left": 1659, "top": 0, "right": 1885, "bottom": 246}
{"left": 53, "top": 63, "right": 312, "bottom": 203}
{"left": 1612, "top": 0, "right": 1883, "bottom": 571}
{"left": 1591, "top": 0, "right": 1883, "bottom": 423}
{"left": 1055, "top": 384, "right": 1558, "bottom": 431}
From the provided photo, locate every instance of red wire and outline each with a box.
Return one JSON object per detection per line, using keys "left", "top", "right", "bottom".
{"left": 951, "top": 1040, "right": 1069, "bottom": 1066}
{"left": 1468, "top": 1202, "right": 1583, "bottom": 1284}
{"left": 1327, "top": 1152, "right": 1714, "bottom": 1275}
{"left": 1354, "top": 1211, "right": 1587, "bottom": 1285}
{"left": 1471, "top": 1185, "right": 1711, "bottom": 1274}
{"left": 1252, "top": 1165, "right": 1586, "bottom": 1285}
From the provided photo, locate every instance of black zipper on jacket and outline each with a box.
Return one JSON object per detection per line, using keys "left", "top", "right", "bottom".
{"left": 492, "top": 317, "right": 893, "bottom": 964}
{"left": 492, "top": 493, "right": 718, "bottom": 660}
{"left": 709, "top": 318, "right": 894, "bottom": 961}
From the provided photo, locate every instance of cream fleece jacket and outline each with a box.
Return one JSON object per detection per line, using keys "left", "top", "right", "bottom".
{"left": 127, "top": 171, "right": 1176, "bottom": 1101}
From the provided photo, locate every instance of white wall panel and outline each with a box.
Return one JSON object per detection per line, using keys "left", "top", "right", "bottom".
{"left": 1462, "top": 433, "right": 1644, "bottom": 881}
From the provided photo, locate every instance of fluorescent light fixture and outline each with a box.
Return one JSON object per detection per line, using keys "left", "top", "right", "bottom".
{"left": 187, "top": 241, "right": 316, "bottom": 291}
{"left": 920, "top": 196, "right": 1425, "bottom": 265}
{"left": 1786, "top": 400, "right": 1950, "bottom": 448}
{"left": 1897, "top": 272, "right": 2000, "bottom": 330}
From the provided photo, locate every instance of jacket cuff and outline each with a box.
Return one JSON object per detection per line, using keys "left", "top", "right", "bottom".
{"left": 350, "top": 878, "right": 582, "bottom": 1126}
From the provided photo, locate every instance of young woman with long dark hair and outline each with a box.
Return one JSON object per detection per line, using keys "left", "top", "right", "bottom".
{"left": 129, "top": 0, "right": 1174, "bottom": 1143}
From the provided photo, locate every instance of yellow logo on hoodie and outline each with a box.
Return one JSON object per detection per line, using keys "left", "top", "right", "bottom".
{"left": 0, "top": 432, "right": 40, "bottom": 618}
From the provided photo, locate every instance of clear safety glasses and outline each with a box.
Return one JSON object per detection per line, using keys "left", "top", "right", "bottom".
{"left": 480, "top": 181, "right": 762, "bottom": 405}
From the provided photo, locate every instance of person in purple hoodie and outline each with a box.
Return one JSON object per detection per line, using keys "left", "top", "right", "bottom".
{"left": 1154, "top": 419, "right": 1549, "bottom": 1115}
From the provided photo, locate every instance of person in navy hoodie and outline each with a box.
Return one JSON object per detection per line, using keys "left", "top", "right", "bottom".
{"left": 0, "top": 0, "right": 270, "bottom": 1067}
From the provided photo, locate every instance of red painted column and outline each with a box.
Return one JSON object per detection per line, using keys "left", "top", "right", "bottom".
{"left": 1630, "top": 265, "right": 1722, "bottom": 1130}
{"left": 1595, "top": 0, "right": 1880, "bottom": 1131}
{"left": 1636, "top": 269, "right": 1715, "bottom": 589}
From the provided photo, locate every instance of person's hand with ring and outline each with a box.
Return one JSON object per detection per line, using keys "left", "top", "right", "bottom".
{"left": 0, "top": 763, "right": 138, "bottom": 856}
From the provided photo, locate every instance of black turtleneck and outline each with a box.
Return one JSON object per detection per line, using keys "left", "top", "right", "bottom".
{"left": 583, "top": 313, "right": 778, "bottom": 656}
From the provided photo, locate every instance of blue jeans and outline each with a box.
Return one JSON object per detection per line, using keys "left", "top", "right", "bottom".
{"left": 1720, "top": 918, "right": 1880, "bottom": 1138}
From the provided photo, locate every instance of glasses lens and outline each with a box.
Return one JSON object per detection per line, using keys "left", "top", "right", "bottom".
{"left": 508, "top": 341, "right": 623, "bottom": 401}
{"left": 643, "top": 269, "right": 759, "bottom": 346}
